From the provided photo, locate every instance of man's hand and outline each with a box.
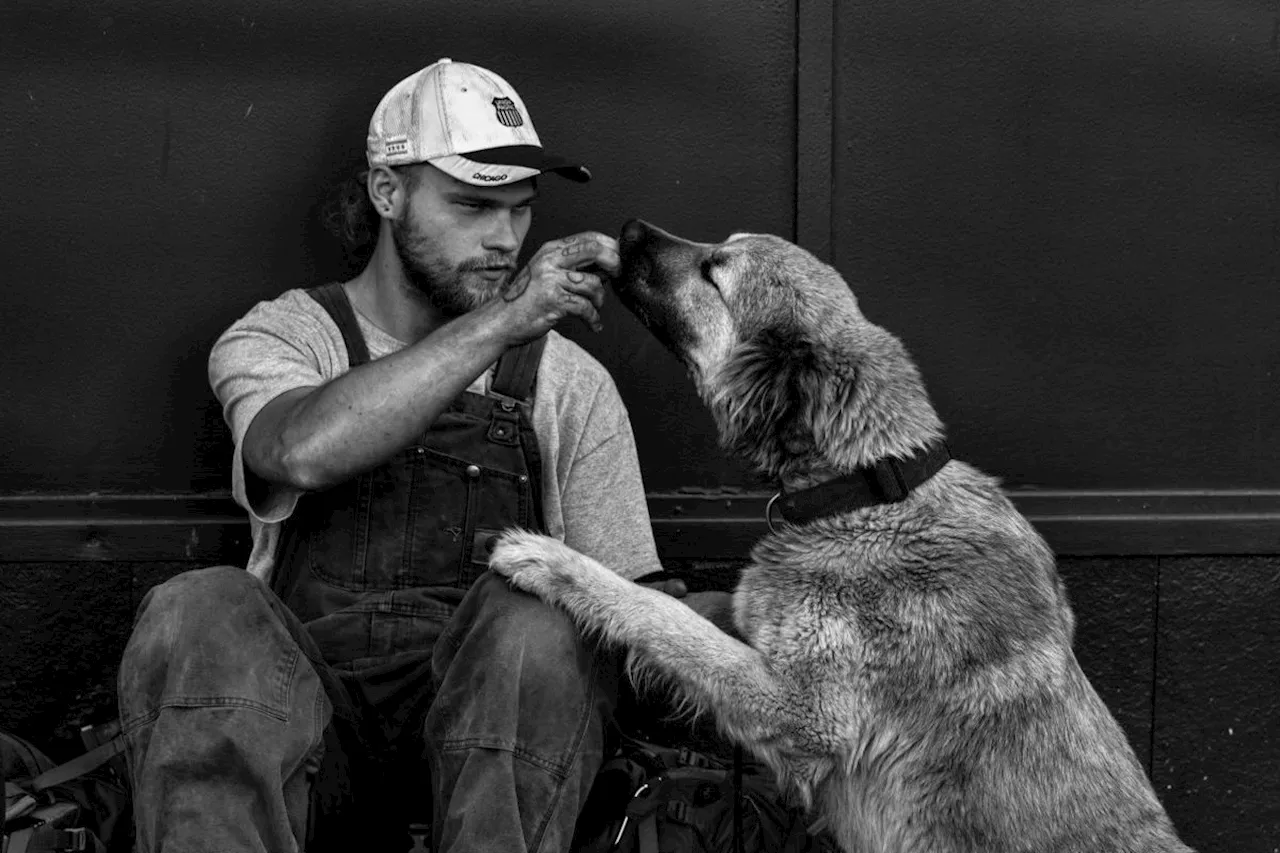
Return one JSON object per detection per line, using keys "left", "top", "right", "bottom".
{"left": 635, "top": 572, "right": 688, "bottom": 598}
{"left": 495, "top": 231, "right": 620, "bottom": 344}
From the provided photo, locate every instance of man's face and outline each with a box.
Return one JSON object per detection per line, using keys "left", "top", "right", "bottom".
{"left": 390, "top": 164, "right": 537, "bottom": 317}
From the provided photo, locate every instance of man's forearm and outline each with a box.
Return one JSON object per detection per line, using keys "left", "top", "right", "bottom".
{"left": 257, "top": 301, "right": 515, "bottom": 490}
{"left": 246, "top": 231, "right": 618, "bottom": 493}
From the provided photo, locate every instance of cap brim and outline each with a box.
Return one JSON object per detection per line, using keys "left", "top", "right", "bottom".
{"left": 467, "top": 145, "right": 592, "bottom": 183}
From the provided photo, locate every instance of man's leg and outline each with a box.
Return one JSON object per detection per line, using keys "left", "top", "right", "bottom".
{"left": 118, "top": 565, "right": 337, "bottom": 853}
{"left": 424, "top": 572, "right": 619, "bottom": 853}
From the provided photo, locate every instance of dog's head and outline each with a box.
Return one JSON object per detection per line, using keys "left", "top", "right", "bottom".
{"left": 615, "top": 219, "right": 944, "bottom": 482}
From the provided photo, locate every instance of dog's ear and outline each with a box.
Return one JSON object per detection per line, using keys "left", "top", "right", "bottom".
{"left": 711, "top": 328, "right": 834, "bottom": 477}
{"left": 713, "top": 316, "right": 945, "bottom": 478}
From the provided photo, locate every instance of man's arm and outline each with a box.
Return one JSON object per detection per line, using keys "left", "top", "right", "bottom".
{"left": 244, "top": 233, "right": 618, "bottom": 492}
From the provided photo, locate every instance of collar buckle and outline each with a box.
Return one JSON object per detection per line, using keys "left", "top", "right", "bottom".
{"left": 765, "top": 492, "right": 785, "bottom": 535}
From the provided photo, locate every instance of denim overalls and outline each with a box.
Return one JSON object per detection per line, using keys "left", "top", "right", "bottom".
{"left": 272, "top": 282, "right": 548, "bottom": 666}
{"left": 271, "top": 282, "right": 557, "bottom": 847}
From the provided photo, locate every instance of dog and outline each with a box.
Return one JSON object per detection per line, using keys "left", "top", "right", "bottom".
{"left": 489, "top": 220, "right": 1193, "bottom": 852}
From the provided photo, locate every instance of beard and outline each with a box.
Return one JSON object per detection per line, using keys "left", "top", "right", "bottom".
{"left": 391, "top": 209, "right": 514, "bottom": 318}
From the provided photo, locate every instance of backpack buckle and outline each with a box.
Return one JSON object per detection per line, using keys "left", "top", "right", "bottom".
{"left": 407, "top": 822, "right": 431, "bottom": 852}
{"left": 56, "top": 828, "right": 90, "bottom": 851}
{"left": 678, "top": 747, "right": 709, "bottom": 768}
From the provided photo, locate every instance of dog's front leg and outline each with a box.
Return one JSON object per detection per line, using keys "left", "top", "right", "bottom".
{"left": 489, "top": 530, "right": 791, "bottom": 745}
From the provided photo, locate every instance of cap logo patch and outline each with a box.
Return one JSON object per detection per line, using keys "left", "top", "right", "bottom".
{"left": 492, "top": 97, "right": 524, "bottom": 128}
{"left": 386, "top": 139, "right": 410, "bottom": 155}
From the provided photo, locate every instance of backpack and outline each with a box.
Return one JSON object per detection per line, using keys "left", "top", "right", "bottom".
{"left": 2, "top": 722, "right": 131, "bottom": 853}
{"left": 572, "top": 733, "right": 833, "bottom": 853}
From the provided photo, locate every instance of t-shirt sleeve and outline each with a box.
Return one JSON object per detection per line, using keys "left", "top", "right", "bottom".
{"left": 207, "top": 296, "right": 336, "bottom": 524}
{"left": 558, "top": 377, "right": 665, "bottom": 581}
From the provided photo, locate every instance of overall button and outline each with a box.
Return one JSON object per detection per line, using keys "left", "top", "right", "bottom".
{"left": 466, "top": 464, "right": 481, "bottom": 479}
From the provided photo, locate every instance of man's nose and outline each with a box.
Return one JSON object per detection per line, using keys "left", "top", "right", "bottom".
{"left": 483, "top": 211, "right": 521, "bottom": 253}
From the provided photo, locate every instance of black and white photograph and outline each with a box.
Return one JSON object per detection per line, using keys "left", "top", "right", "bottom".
{"left": 1, "top": 1, "right": 1276, "bottom": 851}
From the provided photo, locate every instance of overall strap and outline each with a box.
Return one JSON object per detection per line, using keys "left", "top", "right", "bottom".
{"left": 306, "top": 283, "right": 371, "bottom": 368}
{"left": 490, "top": 335, "right": 548, "bottom": 403}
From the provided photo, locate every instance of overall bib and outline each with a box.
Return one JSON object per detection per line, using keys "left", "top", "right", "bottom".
{"left": 272, "top": 281, "right": 548, "bottom": 664}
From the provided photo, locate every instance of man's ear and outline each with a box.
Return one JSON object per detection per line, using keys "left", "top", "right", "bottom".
{"left": 367, "top": 165, "right": 404, "bottom": 221}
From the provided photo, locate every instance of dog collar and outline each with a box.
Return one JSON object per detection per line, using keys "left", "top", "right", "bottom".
{"left": 765, "top": 441, "right": 952, "bottom": 532}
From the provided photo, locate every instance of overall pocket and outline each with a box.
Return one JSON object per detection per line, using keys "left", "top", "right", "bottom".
{"left": 404, "top": 446, "right": 533, "bottom": 588}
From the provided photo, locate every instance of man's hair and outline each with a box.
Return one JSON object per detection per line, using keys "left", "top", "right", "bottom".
{"left": 321, "top": 165, "right": 421, "bottom": 256}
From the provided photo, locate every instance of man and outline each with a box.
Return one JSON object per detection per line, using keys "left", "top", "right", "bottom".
{"left": 117, "top": 58, "right": 688, "bottom": 853}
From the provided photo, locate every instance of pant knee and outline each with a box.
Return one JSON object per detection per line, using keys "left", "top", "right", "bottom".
{"left": 141, "top": 564, "right": 262, "bottom": 612}
{"left": 460, "top": 574, "right": 586, "bottom": 676}
{"left": 430, "top": 573, "right": 614, "bottom": 728}
{"left": 120, "top": 565, "right": 305, "bottom": 722}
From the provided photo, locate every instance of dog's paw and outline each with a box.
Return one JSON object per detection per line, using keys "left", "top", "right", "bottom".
{"left": 488, "top": 529, "right": 582, "bottom": 600}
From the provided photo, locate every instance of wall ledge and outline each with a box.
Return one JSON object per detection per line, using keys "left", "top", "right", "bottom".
{"left": 1, "top": 489, "right": 1279, "bottom": 563}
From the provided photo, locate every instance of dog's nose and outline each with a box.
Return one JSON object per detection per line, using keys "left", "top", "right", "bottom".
{"left": 619, "top": 219, "right": 653, "bottom": 252}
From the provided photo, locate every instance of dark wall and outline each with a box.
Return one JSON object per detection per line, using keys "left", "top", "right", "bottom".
{"left": 831, "top": 0, "right": 1280, "bottom": 490}
{"left": 1, "top": 0, "right": 792, "bottom": 494}
{"left": 1, "top": 0, "right": 1277, "bottom": 498}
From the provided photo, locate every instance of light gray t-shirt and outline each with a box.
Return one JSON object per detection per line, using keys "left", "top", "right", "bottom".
{"left": 208, "top": 287, "right": 663, "bottom": 585}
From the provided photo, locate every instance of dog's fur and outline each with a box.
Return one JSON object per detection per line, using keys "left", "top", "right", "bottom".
{"left": 489, "top": 220, "right": 1193, "bottom": 852}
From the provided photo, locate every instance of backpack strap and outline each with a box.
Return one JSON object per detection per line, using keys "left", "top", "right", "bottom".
{"left": 306, "top": 283, "right": 371, "bottom": 368}
{"left": 7, "top": 825, "right": 106, "bottom": 853}
{"left": 23, "top": 735, "right": 126, "bottom": 795}
{"left": 5, "top": 729, "right": 125, "bottom": 825}
{"left": 489, "top": 335, "right": 548, "bottom": 403}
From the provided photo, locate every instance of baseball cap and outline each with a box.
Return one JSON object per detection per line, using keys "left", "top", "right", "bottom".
{"left": 366, "top": 58, "right": 591, "bottom": 186}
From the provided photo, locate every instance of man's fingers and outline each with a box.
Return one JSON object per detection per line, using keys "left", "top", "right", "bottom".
{"left": 655, "top": 578, "right": 688, "bottom": 598}
{"left": 563, "top": 292, "right": 602, "bottom": 332}
{"left": 553, "top": 230, "right": 615, "bottom": 251}
{"left": 564, "top": 271, "right": 605, "bottom": 309}
{"left": 555, "top": 233, "right": 621, "bottom": 276}
{"left": 536, "top": 231, "right": 608, "bottom": 258}
{"left": 637, "top": 577, "right": 688, "bottom": 598}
